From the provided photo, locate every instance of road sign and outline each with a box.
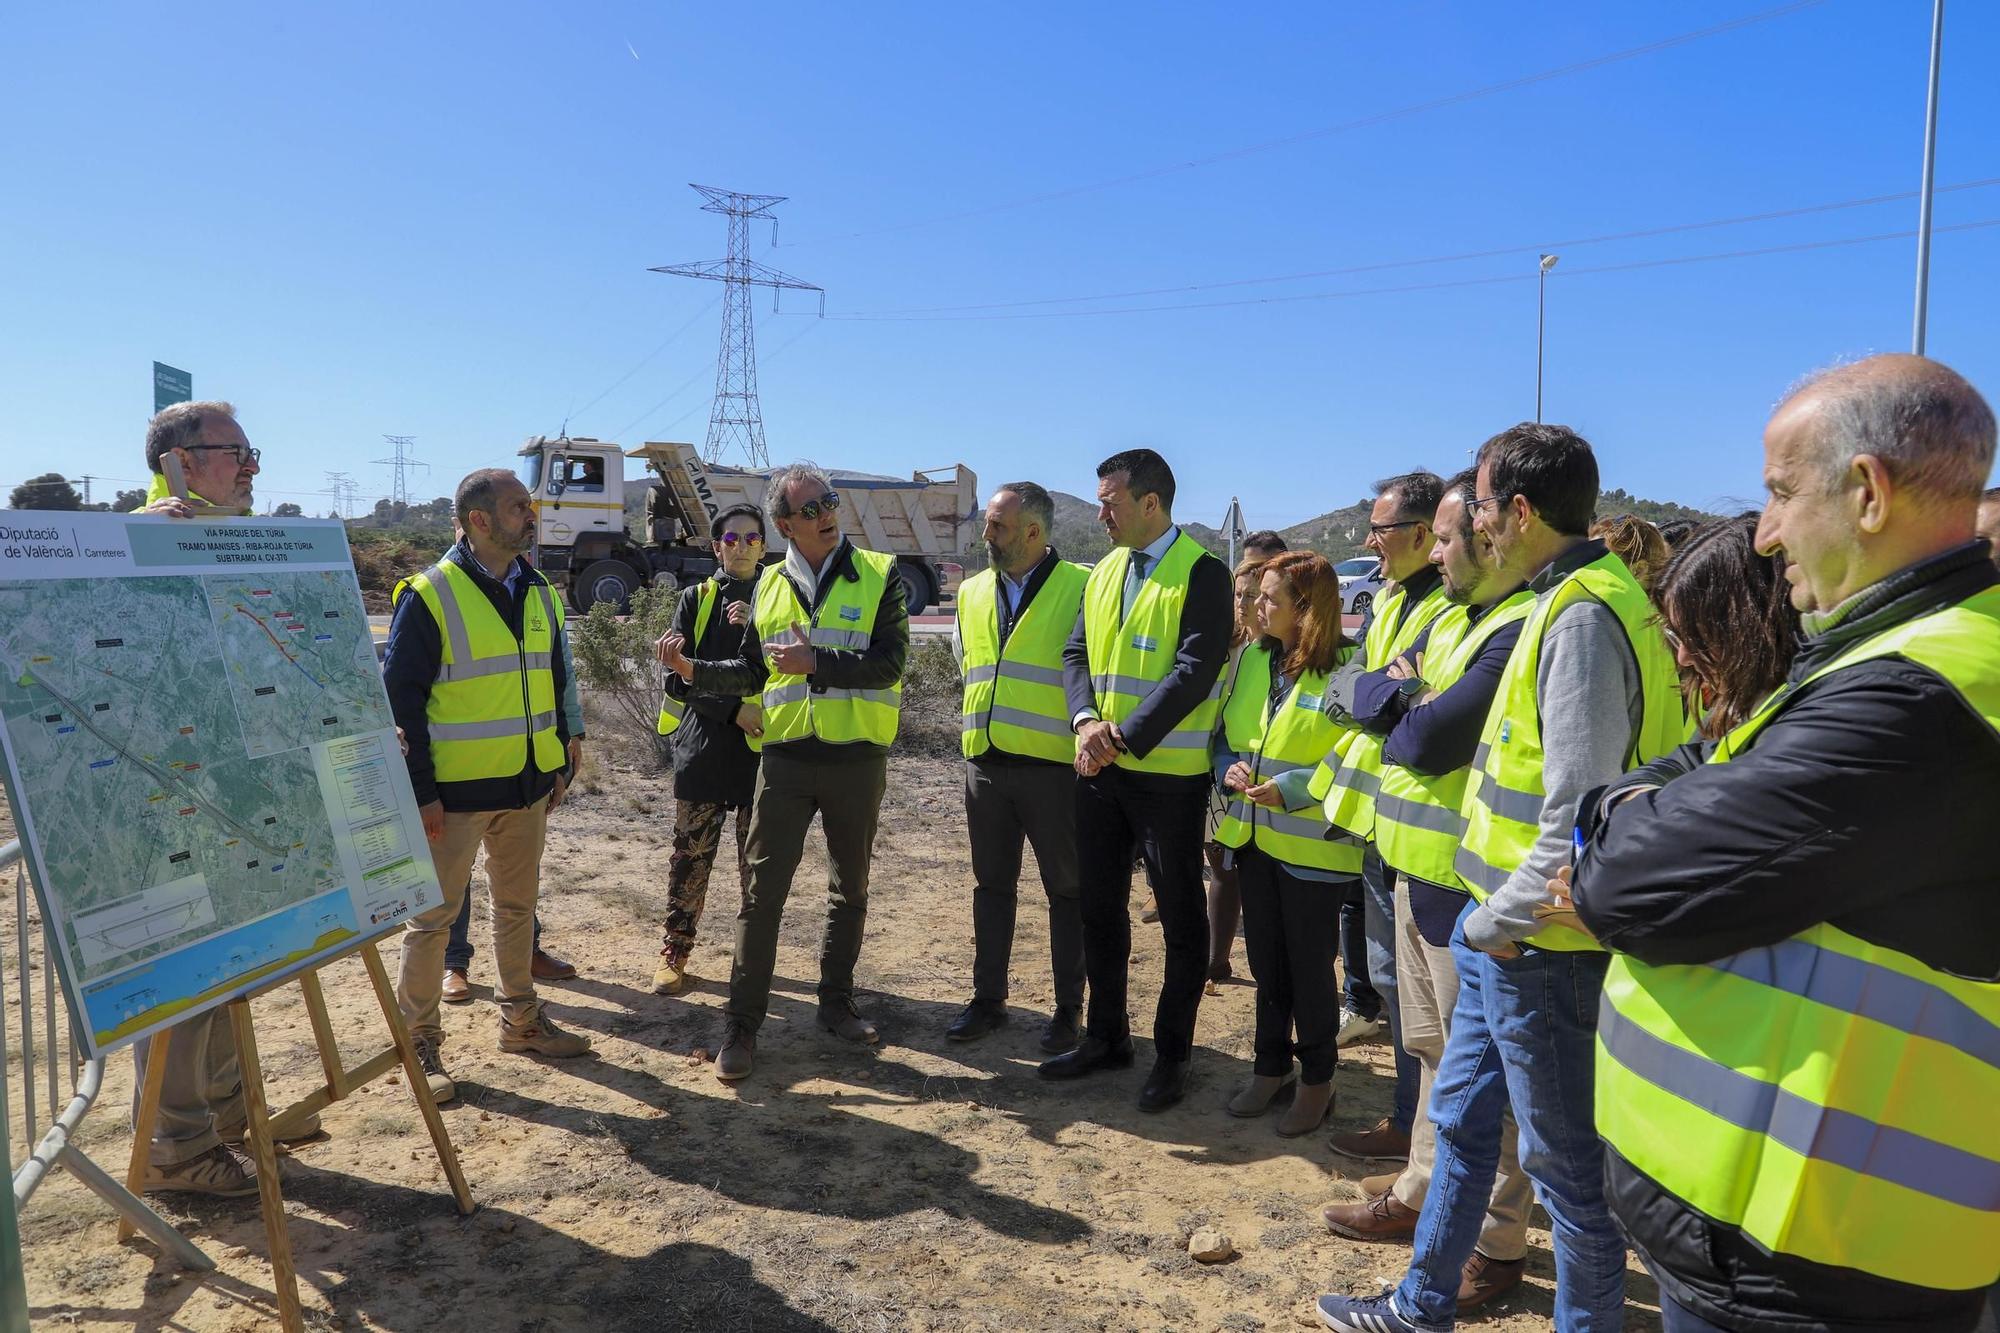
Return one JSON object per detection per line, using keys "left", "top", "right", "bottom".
{"left": 152, "top": 362, "right": 192, "bottom": 414}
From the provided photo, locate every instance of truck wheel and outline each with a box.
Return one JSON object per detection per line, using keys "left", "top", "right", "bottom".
{"left": 576, "top": 559, "right": 638, "bottom": 614}
{"left": 894, "top": 559, "right": 935, "bottom": 616}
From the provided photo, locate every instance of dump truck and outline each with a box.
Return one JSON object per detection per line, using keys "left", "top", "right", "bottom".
{"left": 516, "top": 435, "right": 977, "bottom": 614}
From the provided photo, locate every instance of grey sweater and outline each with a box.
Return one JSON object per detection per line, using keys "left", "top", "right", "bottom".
{"left": 1462, "top": 542, "right": 1642, "bottom": 951}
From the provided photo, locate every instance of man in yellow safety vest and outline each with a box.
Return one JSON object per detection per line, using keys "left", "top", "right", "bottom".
{"left": 1569, "top": 355, "right": 2000, "bottom": 1333}
{"left": 946, "top": 481, "right": 1090, "bottom": 1052}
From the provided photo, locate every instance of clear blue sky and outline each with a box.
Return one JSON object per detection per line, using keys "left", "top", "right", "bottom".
{"left": 6, "top": 1, "right": 1996, "bottom": 528}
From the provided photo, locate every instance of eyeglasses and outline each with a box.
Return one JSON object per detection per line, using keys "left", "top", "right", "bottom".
{"left": 718, "top": 532, "right": 764, "bottom": 548}
{"left": 792, "top": 490, "right": 841, "bottom": 521}
{"left": 1367, "top": 520, "right": 1424, "bottom": 536}
{"left": 1467, "top": 493, "right": 1514, "bottom": 513}
{"left": 1663, "top": 627, "right": 1684, "bottom": 654}
{"left": 182, "top": 444, "right": 261, "bottom": 466}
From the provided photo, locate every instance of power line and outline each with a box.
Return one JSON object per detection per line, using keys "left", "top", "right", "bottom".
{"left": 370, "top": 435, "right": 429, "bottom": 507}
{"left": 642, "top": 318, "right": 825, "bottom": 442}
{"left": 787, "top": 0, "right": 1828, "bottom": 247}
{"left": 834, "top": 175, "right": 2000, "bottom": 317}
{"left": 566, "top": 292, "right": 722, "bottom": 429}
{"left": 821, "top": 217, "right": 2000, "bottom": 322}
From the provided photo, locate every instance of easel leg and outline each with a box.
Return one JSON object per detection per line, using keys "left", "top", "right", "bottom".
{"left": 360, "top": 942, "right": 473, "bottom": 1214}
{"left": 117, "top": 1026, "right": 171, "bottom": 1244}
{"left": 227, "top": 998, "right": 304, "bottom": 1333}
{"left": 298, "top": 970, "right": 347, "bottom": 1101}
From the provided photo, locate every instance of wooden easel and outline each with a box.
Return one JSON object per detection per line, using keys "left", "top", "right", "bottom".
{"left": 122, "top": 938, "right": 472, "bottom": 1332}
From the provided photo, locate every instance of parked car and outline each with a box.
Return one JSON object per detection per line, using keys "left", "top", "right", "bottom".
{"left": 1336, "top": 556, "right": 1384, "bottom": 617}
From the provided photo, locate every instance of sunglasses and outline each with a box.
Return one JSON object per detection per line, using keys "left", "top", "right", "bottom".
{"left": 718, "top": 531, "right": 765, "bottom": 548}
{"left": 183, "top": 444, "right": 261, "bottom": 466}
{"left": 793, "top": 490, "right": 841, "bottom": 521}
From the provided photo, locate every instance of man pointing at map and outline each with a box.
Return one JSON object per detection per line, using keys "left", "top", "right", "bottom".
{"left": 383, "top": 467, "right": 589, "bottom": 1103}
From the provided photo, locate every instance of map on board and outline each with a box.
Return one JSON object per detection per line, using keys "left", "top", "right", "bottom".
{"left": 0, "top": 513, "right": 441, "bottom": 1055}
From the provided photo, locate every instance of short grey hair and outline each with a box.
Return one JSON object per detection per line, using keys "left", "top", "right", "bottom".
{"left": 144, "top": 400, "right": 238, "bottom": 472}
{"left": 766, "top": 462, "right": 835, "bottom": 518}
{"left": 1782, "top": 354, "right": 1996, "bottom": 502}
{"left": 997, "top": 480, "right": 1055, "bottom": 534}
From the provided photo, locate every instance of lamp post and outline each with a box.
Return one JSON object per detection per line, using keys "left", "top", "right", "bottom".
{"left": 1912, "top": 0, "right": 1944, "bottom": 355}
{"left": 1536, "top": 253, "right": 1559, "bottom": 422}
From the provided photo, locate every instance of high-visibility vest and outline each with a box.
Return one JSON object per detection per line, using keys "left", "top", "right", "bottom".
{"left": 1311, "top": 579, "right": 1451, "bottom": 839}
{"left": 1372, "top": 590, "right": 1536, "bottom": 887}
{"left": 1214, "top": 646, "right": 1364, "bottom": 873}
{"left": 958, "top": 560, "right": 1088, "bottom": 763}
{"left": 401, "top": 558, "right": 566, "bottom": 784}
{"left": 1596, "top": 584, "right": 2000, "bottom": 1293}
{"left": 1218, "top": 640, "right": 1273, "bottom": 755}
{"left": 754, "top": 546, "right": 902, "bottom": 747}
{"left": 656, "top": 576, "right": 763, "bottom": 754}
{"left": 1454, "top": 551, "right": 1687, "bottom": 950}
{"left": 1082, "top": 531, "right": 1225, "bottom": 777}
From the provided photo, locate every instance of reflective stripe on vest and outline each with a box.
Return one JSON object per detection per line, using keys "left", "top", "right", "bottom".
{"left": 1596, "top": 584, "right": 2000, "bottom": 1291}
{"left": 1214, "top": 650, "right": 1364, "bottom": 873}
{"left": 754, "top": 546, "right": 903, "bottom": 747}
{"left": 1455, "top": 552, "right": 1688, "bottom": 950}
{"left": 1317, "top": 580, "right": 1451, "bottom": 838}
{"left": 958, "top": 561, "right": 1088, "bottom": 763}
{"left": 407, "top": 558, "right": 566, "bottom": 784}
{"left": 1373, "top": 591, "right": 1535, "bottom": 886}
{"left": 1081, "top": 531, "right": 1225, "bottom": 777}
{"left": 656, "top": 577, "right": 764, "bottom": 753}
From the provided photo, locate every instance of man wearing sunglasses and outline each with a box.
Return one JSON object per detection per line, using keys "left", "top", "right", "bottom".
{"left": 650, "top": 503, "right": 770, "bottom": 996}
{"left": 140, "top": 399, "right": 260, "bottom": 516}
{"left": 660, "top": 464, "right": 909, "bottom": 1082}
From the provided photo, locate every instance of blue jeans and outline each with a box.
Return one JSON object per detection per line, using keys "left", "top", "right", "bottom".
{"left": 1339, "top": 881, "right": 1381, "bottom": 1019}
{"left": 1361, "top": 846, "right": 1419, "bottom": 1134}
{"left": 1393, "top": 899, "right": 1626, "bottom": 1331}
{"left": 444, "top": 880, "right": 543, "bottom": 971}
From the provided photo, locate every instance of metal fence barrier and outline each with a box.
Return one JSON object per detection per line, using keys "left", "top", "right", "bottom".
{"left": 3, "top": 838, "right": 211, "bottom": 1271}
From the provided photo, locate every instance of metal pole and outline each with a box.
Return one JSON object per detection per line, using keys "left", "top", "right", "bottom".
{"left": 1536, "top": 268, "right": 1547, "bottom": 423}
{"left": 1912, "top": 0, "right": 1945, "bottom": 355}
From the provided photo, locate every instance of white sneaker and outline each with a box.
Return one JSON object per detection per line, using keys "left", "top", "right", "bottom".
{"left": 1336, "top": 1006, "right": 1383, "bottom": 1048}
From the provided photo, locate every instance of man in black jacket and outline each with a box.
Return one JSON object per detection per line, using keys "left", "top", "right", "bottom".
{"left": 385, "top": 469, "right": 588, "bottom": 1104}
{"left": 1570, "top": 354, "right": 2000, "bottom": 1333}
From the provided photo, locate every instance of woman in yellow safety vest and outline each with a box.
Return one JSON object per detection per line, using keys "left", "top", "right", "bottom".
{"left": 1212, "top": 552, "right": 1365, "bottom": 1137}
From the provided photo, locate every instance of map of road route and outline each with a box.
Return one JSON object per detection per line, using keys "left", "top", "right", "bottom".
{"left": 0, "top": 514, "right": 439, "bottom": 1054}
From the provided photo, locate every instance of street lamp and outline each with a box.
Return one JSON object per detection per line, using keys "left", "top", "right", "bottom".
{"left": 1536, "top": 253, "right": 1559, "bottom": 422}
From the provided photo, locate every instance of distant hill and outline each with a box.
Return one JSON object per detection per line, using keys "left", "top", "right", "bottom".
{"left": 1276, "top": 489, "right": 1728, "bottom": 562}
{"left": 1047, "top": 491, "right": 1228, "bottom": 565}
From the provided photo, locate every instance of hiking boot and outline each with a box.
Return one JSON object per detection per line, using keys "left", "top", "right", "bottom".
{"left": 817, "top": 997, "right": 879, "bottom": 1045}
{"left": 413, "top": 1033, "right": 456, "bottom": 1104}
{"left": 1335, "top": 1005, "right": 1383, "bottom": 1048}
{"left": 142, "top": 1144, "right": 259, "bottom": 1199}
{"left": 215, "top": 1101, "right": 322, "bottom": 1148}
{"left": 532, "top": 948, "right": 578, "bottom": 982}
{"left": 441, "top": 968, "right": 472, "bottom": 1004}
{"left": 1322, "top": 1186, "right": 1420, "bottom": 1241}
{"left": 716, "top": 1025, "right": 756, "bottom": 1082}
{"left": 1331, "top": 1115, "right": 1411, "bottom": 1162}
{"left": 500, "top": 1006, "right": 593, "bottom": 1058}
{"left": 1280, "top": 1080, "right": 1335, "bottom": 1137}
{"left": 1226, "top": 1073, "right": 1291, "bottom": 1118}
{"left": 652, "top": 952, "right": 689, "bottom": 996}
{"left": 1457, "top": 1252, "right": 1525, "bottom": 1312}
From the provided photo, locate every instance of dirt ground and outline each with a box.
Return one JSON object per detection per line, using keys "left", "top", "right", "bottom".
{"left": 5, "top": 696, "right": 1667, "bottom": 1332}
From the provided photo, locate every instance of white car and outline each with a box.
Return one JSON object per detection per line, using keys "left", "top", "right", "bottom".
{"left": 1336, "top": 556, "right": 1385, "bottom": 618}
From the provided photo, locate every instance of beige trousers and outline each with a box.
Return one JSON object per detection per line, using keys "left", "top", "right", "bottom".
{"left": 131, "top": 1008, "right": 240, "bottom": 1166}
{"left": 398, "top": 799, "right": 549, "bottom": 1039}
{"left": 1391, "top": 874, "right": 1534, "bottom": 1262}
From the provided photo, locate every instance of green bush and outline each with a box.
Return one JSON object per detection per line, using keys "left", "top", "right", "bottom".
{"left": 568, "top": 584, "right": 681, "bottom": 768}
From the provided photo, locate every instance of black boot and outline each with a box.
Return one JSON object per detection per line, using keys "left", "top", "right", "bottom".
{"left": 1037, "top": 1033, "right": 1134, "bottom": 1080}
{"left": 1137, "top": 1056, "right": 1190, "bottom": 1112}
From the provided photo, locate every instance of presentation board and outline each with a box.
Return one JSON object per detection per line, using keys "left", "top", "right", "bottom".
{"left": 0, "top": 511, "right": 442, "bottom": 1057}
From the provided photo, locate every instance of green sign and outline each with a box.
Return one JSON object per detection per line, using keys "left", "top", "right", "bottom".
{"left": 152, "top": 362, "right": 192, "bottom": 415}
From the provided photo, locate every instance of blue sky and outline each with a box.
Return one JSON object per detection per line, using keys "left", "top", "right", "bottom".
{"left": 5, "top": 1, "right": 1996, "bottom": 528}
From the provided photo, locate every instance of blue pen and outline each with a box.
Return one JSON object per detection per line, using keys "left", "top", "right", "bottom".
{"left": 1572, "top": 825, "right": 1587, "bottom": 863}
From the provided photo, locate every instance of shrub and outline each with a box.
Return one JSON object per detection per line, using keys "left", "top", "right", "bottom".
{"left": 568, "top": 584, "right": 681, "bottom": 769}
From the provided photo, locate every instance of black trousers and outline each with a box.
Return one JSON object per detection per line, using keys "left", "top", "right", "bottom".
{"left": 1076, "top": 765, "right": 1211, "bottom": 1062}
{"left": 966, "top": 758, "right": 1086, "bottom": 1007}
{"left": 1237, "top": 844, "right": 1348, "bottom": 1085}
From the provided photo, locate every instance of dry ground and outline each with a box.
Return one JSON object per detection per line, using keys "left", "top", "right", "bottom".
{"left": 5, "top": 695, "right": 1666, "bottom": 1332}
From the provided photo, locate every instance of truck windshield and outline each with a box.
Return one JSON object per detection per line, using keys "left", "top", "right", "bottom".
{"left": 517, "top": 452, "right": 544, "bottom": 492}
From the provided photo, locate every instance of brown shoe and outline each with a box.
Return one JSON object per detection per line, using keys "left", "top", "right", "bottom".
{"left": 532, "top": 948, "right": 578, "bottom": 982}
{"left": 716, "top": 1025, "right": 755, "bottom": 1082}
{"left": 142, "top": 1144, "right": 259, "bottom": 1199}
{"left": 1330, "top": 1115, "right": 1411, "bottom": 1162}
{"left": 1279, "top": 1080, "right": 1335, "bottom": 1137}
{"left": 441, "top": 968, "right": 472, "bottom": 1004}
{"left": 1360, "top": 1169, "right": 1401, "bottom": 1198}
{"left": 499, "top": 1006, "right": 592, "bottom": 1058}
{"left": 1458, "top": 1251, "right": 1526, "bottom": 1311}
{"left": 1321, "top": 1186, "right": 1419, "bottom": 1241}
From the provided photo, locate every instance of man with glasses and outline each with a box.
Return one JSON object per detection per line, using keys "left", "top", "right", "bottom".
{"left": 660, "top": 464, "right": 909, "bottom": 1081}
{"left": 141, "top": 399, "right": 260, "bottom": 516}
{"left": 650, "top": 503, "right": 770, "bottom": 995}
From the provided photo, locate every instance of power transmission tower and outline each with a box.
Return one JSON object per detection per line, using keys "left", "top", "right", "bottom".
{"left": 323, "top": 471, "right": 357, "bottom": 520}
{"left": 372, "top": 435, "right": 428, "bottom": 507}
{"left": 71, "top": 474, "right": 101, "bottom": 505}
{"left": 650, "top": 185, "right": 824, "bottom": 469}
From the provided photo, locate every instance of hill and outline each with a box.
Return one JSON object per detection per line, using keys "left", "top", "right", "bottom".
{"left": 1277, "top": 489, "right": 1727, "bottom": 562}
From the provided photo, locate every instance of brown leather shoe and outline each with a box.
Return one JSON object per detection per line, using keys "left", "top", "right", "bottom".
{"left": 441, "top": 968, "right": 472, "bottom": 1003}
{"left": 532, "top": 948, "right": 578, "bottom": 981}
{"left": 1458, "top": 1251, "right": 1525, "bottom": 1311}
{"left": 1330, "top": 1115, "right": 1411, "bottom": 1161}
{"left": 1321, "top": 1186, "right": 1419, "bottom": 1241}
{"left": 1360, "top": 1169, "right": 1400, "bottom": 1197}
